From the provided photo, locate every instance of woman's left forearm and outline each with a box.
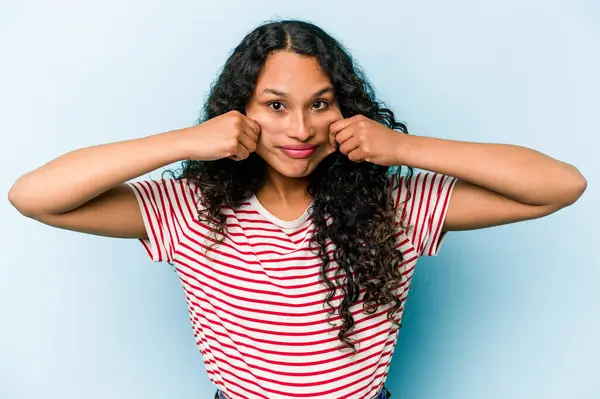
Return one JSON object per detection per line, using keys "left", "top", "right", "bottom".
{"left": 396, "top": 134, "right": 587, "bottom": 206}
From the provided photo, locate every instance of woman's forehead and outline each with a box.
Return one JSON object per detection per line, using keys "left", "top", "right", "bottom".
{"left": 254, "top": 52, "right": 331, "bottom": 94}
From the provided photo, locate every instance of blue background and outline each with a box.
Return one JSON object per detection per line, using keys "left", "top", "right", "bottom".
{"left": 1, "top": 1, "right": 598, "bottom": 398}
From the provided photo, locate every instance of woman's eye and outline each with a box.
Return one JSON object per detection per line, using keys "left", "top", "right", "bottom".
{"left": 268, "top": 102, "right": 285, "bottom": 111}
{"left": 313, "top": 100, "right": 328, "bottom": 110}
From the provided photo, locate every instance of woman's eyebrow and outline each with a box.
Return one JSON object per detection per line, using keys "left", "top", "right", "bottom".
{"left": 311, "top": 86, "right": 335, "bottom": 98}
{"left": 262, "top": 86, "right": 334, "bottom": 98}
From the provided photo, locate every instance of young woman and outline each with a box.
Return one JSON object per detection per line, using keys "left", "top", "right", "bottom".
{"left": 8, "top": 20, "right": 586, "bottom": 399}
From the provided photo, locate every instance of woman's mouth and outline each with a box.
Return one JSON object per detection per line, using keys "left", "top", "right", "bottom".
{"left": 279, "top": 144, "right": 317, "bottom": 159}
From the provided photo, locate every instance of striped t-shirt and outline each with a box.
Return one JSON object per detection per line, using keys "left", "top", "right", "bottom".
{"left": 127, "top": 171, "right": 457, "bottom": 399}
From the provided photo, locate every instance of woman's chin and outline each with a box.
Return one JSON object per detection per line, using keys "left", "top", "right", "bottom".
{"left": 264, "top": 157, "right": 319, "bottom": 179}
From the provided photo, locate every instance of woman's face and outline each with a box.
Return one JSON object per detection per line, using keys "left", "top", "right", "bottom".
{"left": 245, "top": 51, "right": 343, "bottom": 178}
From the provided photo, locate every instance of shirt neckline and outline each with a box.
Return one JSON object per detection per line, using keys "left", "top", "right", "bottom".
{"left": 249, "top": 194, "right": 312, "bottom": 229}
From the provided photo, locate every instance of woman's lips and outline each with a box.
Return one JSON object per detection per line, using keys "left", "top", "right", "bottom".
{"left": 279, "top": 145, "right": 317, "bottom": 159}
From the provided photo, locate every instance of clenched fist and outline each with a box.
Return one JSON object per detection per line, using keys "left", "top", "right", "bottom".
{"left": 179, "top": 111, "right": 261, "bottom": 161}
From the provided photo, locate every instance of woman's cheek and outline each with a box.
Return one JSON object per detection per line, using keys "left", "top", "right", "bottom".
{"left": 324, "top": 107, "right": 344, "bottom": 126}
{"left": 253, "top": 116, "right": 285, "bottom": 156}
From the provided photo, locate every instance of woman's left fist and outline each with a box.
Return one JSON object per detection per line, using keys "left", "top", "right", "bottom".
{"left": 329, "top": 115, "right": 405, "bottom": 166}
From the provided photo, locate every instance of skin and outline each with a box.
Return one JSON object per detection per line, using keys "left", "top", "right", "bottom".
{"left": 7, "top": 51, "right": 587, "bottom": 238}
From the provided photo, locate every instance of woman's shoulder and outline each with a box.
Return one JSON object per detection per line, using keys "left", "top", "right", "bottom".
{"left": 387, "top": 170, "right": 458, "bottom": 256}
{"left": 128, "top": 176, "right": 203, "bottom": 210}
{"left": 387, "top": 170, "right": 458, "bottom": 220}
{"left": 388, "top": 170, "right": 456, "bottom": 196}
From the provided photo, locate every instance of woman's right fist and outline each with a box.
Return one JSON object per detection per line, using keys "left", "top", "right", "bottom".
{"left": 178, "top": 111, "right": 261, "bottom": 161}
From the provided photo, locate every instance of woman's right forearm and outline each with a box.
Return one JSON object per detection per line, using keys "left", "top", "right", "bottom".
{"left": 8, "top": 128, "right": 189, "bottom": 216}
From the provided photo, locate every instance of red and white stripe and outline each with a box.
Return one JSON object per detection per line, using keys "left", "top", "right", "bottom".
{"left": 127, "top": 172, "right": 456, "bottom": 399}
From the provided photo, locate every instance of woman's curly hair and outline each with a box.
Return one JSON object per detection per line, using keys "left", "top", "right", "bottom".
{"left": 172, "top": 20, "right": 414, "bottom": 354}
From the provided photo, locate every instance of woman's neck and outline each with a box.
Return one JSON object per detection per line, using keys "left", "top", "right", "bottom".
{"left": 257, "top": 167, "right": 311, "bottom": 203}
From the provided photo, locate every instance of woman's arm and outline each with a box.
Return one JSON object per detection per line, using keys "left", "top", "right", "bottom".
{"left": 8, "top": 129, "right": 189, "bottom": 238}
{"left": 8, "top": 111, "right": 260, "bottom": 238}
{"left": 331, "top": 114, "right": 586, "bottom": 231}
{"left": 397, "top": 135, "right": 587, "bottom": 231}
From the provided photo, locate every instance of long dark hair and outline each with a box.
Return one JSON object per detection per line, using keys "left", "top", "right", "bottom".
{"left": 172, "top": 20, "right": 414, "bottom": 354}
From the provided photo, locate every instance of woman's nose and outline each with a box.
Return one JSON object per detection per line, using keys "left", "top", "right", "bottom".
{"left": 286, "top": 111, "right": 315, "bottom": 141}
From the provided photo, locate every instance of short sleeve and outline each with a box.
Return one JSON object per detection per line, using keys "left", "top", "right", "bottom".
{"left": 127, "top": 178, "right": 199, "bottom": 263}
{"left": 389, "top": 171, "right": 458, "bottom": 257}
